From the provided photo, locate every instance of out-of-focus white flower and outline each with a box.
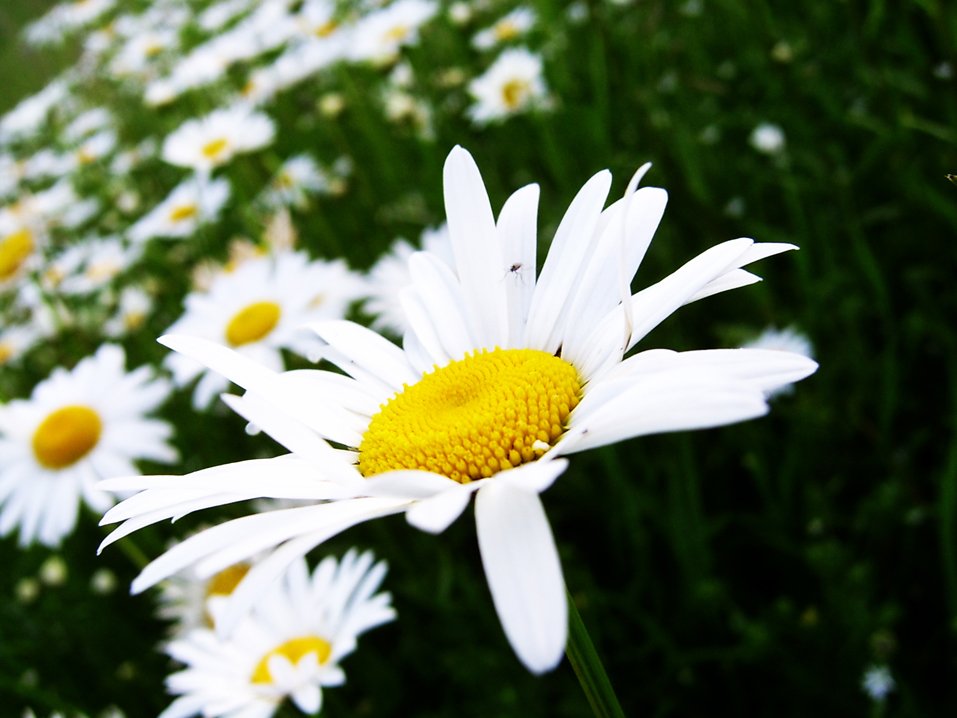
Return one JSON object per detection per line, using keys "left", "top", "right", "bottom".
{"left": 0, "top": 81, "right": 68, "bottom": 144}
{"left": 0, "top": 344, "right": 177, "bottom": 547}
{"left": 199, "top": 0, "right": 257, "bottom": 31}
{"left": 64, "top": 107, "right": 113, "bottom": 142}
{"left": 160, "top": 551, "right": 395, "bottom": 718}
{"left": 0, "top": 323, "right": 45, "bottom": 366}
{"left": 104, "top": 285, "right": 154, "bottom": 337}
{"left": 742, "top": 326, "right": 814, "bottom": 398}
{"left": 362, "top": 224, "right": 454, "bottom": 336}
{"left": 128, "top": 175, "right": 231, "bottom": 242}
{"left": 163, "top": 250, "right": 365, "bottom": 408}
{"left": 110, "top": 27, "right": 179, "bottom": 77}
{"left": 71, "top": 128, "right": 118, "bottom": 168}
{"left": 861, "top": 664, "right": 895, "bottom": 702}
{"left": 349, "top": 0, "right": 438, "bottom": 64}
{"left": 749, "top": 122, "right": 787, "bottom": 155}
{"left": 467, "top": 48, "right": 549, "bottom": 125}
{"left": 473, "top": 7, "right": 535, "bottom": 50}
{"left": 259, "top": 154, "right": 330, "bottom": 209}
{"left": 48, "top": 236, "right": 142, "bottom": 295}
{"left": 162, "top": 105, "right": 275, "bottom": 173}
{"left": 39, "top": 555, "right": 68, "bottom": 586}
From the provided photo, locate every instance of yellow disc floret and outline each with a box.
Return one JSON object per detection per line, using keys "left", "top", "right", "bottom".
{"left": 32, "top": 405, "right": 103, "bottom": 469}
{"left": 205, "top": 563, "right": 250, "bottom": 599}
{"left": 251, "top": 636, "right": 332, "bottom": 684}
{"left": 201, "top": 137, "right": 229, "bottom": 160}
{"left": 0, "top": 228, "right": 34, "bottom": 281}
{"left": 225, "top": 300, "right": 281, "bottom": 346}
{"left": 359, "top": 348, "right": 582, "bottom": 483}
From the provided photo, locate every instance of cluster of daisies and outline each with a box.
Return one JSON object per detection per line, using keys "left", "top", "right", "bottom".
{"left": 1, "top": 0, "right": 817, "bottom": 716}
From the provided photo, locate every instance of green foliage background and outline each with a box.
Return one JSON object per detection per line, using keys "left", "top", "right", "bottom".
{"left": 1, "top": 1, "right": 956, "bottom": 716}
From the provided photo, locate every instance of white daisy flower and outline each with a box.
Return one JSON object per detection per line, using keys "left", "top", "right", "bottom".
{"left": 199, "top": 0, "right": 257, "bottom": 32}
{"left": 259, "top": 154, "right": 330, "bottom": 209}
{"left": 348, "top": 0, "right": 438, "bottom": 64}
{"left": 103, "top": 285, "right": 154, "bottom": 338}
{"left": 0, "top": 344, "right": 177, "bottom": 547}
{"left": 53, "top": 235, "right": 143, "bottom": 295}
{"left": 158, "top": 555, "right": 257, "bottom": 637}
{"left": 0, "top": 219, "right": 40, "bottom": 290}
{"left": 467, "top": 47, "right": 549, "bottom": 125}
{"left": 100, "top": 146, "right": 817, "bottom": 673}
{"left": 362, "top": 224, "right": 454, "bottom": 336}
{"left": 71, "top": 128, "right": 118, "bottom": 168}
{"left": 164, "top": 250, "right": 365, "bottom": 409}
{"left": 161, "top": 105, "right": 276, "bottom": 173}
{"left": 0, "top": 323, "right": 45, "bottom": 366}
{"left": 0, "top": 80, "right": 68, "bottom": 144}
{"left": 128, "top": 175, "right": 230, "bottom": 243}
{"left": 64, "top": 107, "right": 113, "bottom": 142}
{"left": 160, "top": 550, "right": 394, "bottom": 718}
{"left": 749, "top": 122, "right": 786, "bottom": 155}
{"left": 472, "top": 7, "right": 535, "bottom": 50}
{"left": 861, "top": 664, "right": 895, "bottom": 702}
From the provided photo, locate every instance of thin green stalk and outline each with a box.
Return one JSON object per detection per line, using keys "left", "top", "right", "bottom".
{"left": 565, "top": 589, "right": 626, "bottom": 718}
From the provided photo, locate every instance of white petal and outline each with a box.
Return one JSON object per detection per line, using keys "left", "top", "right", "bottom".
{"left": 443, "top": 145, "right": 508, "bottom": 347}
{"left": 496, "top": 183, "right": 540, "bottom": 348}
{"left": 475, "top": 482, "right": 567, "bottom": 674}
{"left": 363, "top": 470, "right": 460, "bottom": 499}
{"left": 398, "top": 289, "right": 451, "bottom": 369}
{"left": 307, "top": 320, "right": 418, "bottom": 391}
{"left": 291, "top": 684, "right": 322, "bottom": 714}
{"left": 524, "top": 169, "right": 612, "bottom": 354}
{"left": 405, "top": 481, "right": 484, "bottom": 534}
{"left": 406, "top": 251, "right": 475, "bottom": 360}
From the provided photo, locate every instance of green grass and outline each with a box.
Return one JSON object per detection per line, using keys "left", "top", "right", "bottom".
{"left": 1, "top": 0, "right": 956, "bottom": 716}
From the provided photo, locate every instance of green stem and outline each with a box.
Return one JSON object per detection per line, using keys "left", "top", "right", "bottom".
{"left": 114, "top": 535, "right": 150, "bottom": 570}
{"left": 565, "top": 589, "right": 626, "bottom": 718}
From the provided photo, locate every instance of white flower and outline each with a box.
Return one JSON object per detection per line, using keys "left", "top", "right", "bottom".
{"left": 160, "top": 551, "right": 395, "bottom": 718}
{"left": 103, "top": 285, "right": 154, "bottom": 337}
{"left": 259, "top": 154, "right": 330, "bottom": 209}
{"left": 0, "top": 344, "right": 177, "bottom": 547}
{"left": 0, "top": 323, "right": 45, "bottom": 366}
{"left": 861, "top": 665, "right": 895, "bottom": 702}
{"left": 101, "top": 146, "right": 817, "bottom": 673}
{"left": 162, "top": 105, "right": 275, "bottom": 172}
{"left": 0, "top": 81, "right": 68, "bottom": 143}
{"left": 128, "top": 175, "right": 230, "bottom": 242}
{"left": 472, "top": 7, "right": 535, "bottom": 50}
{"left": 51, "top": 235, "right": 143, "bottom": 295}
{"left": 749, "top": 122, "right": 786, "bottom": 155}
{"left": 362, "top": 224, "right": 454, "bottom": 336}
{"left": 163, "top": 251, "right": 365, "bottom": 409}
{"left": 0, "top": 218, "right": 41, "bottom": 290}
{"left": 349, "top": 0, "right": 438, "bottom": 64}
{"left": 467, "top": 48, "right": 548, "bottom": 125}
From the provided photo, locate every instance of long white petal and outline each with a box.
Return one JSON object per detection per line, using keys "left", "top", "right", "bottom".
{"left": 524, "top": 169, "right": 612, "bottom": 354}
{"left": 307, "top": 319, "right": 419, "bottom": 391}
{"left": 405, "top": 481, "right": 484, "bottom": 534}
{"left": 475, "top": 482, "right": 567, "bottom": 674}
{"left": 443, "top": 145, "right": 509, "bottom": 347}
{"left": 496, "top": 183, "right": 540, "bottom": 348}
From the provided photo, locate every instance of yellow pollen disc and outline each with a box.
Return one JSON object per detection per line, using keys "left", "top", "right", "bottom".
{"left": 385, "top": 24, "right": 409, "bottom": 42}
{"left": 0, "top": 342, "right": 13, "bottom": 364}
{"left": 0, "top": 228, "right": 34, "bottom": 281}
{"left": 168, "top": 203, "right": 198, "bottom": 223}
{"left": 494, "top": 21, "right": 519, "bottom": 41}
{"left": 201, "top": 137, "right": 229, "bottom": 160}
{"left": 314, "top": 20, "right": 338, "bottom": 37}
{"left": 359, "top": 348, "right": 582, "bottom": 483}
{"left": 251, "top": 636, "right": 332, "bottom": 684}
{"left": 225, "top": 300, "right": 281, "bottom": 346}
{"left": 502, "top": 79, "right": 530, "bottom": 109}
{"left": 205, "top": 563, "right": 250, "bottom": 598}
{"left": 32, "top": 405, "right": 103, "bottom": 470}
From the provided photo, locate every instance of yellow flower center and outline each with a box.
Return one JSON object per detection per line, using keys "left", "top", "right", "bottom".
{"left": 205, "top": 563, "right": 250, "bottom": 598}
{"left": 32, "top": 405, "right": 103, "bottom": 470}
{"left": 168, "top": 203, "right": 198, "bottom": 223}
{"left": 0, "top": 342, "right": 14, "bottom": 364}
{"left": 201, "top": 137, "right": 229, "bottom": 160}
{"left": 502, "top": 79, "right": 530, "bottom": 109}
{"left": 385, "top": 24, "right": 409, "bottom": 42}
{"left": 359, "top": 348, "right": 581, "bottom": 483}
{"left": 314, "top": 20, "right": 338, "bottom": 37}
{"left": 225, "top": 300, "right": 281, "bottom": 346}
{"left": 494, "top": 20, "right": 520, "bottom": 41}
{"left": 0, "top": 228, "right": 34, "bottom": 281}
{"left": 251, "top": 636, "right": 332, "bottom": 684}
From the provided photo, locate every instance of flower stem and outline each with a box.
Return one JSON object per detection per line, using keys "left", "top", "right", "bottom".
{"left": 565, "top": 589, "right": 626, "bottom": 718}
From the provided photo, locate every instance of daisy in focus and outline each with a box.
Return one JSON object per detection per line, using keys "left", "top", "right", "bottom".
{"left": 162, "top": 104, "right": 276, "bottom": 173}
{"left": 467, "top": 48, "right": 549, "bottom": 125}
{"left": 0, "top": 344, "right": 177, "bottom": 547}
{"left": 164, "top": 250, "right": 365, "bottom": 409}
{"left": 160, "top": 551, "right": 394, "bottom": 718}
{"left": 100, "top": 146, "right": 817, "bottom": 673}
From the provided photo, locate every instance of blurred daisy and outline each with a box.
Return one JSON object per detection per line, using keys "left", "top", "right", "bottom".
{"left": 52, "top": 235, "right": 142, "bottom": 295}
{"left": 158, "top": 553, "right": 257, "bottom": 637}
{"left": 0, "top": 215, "right": 41, "bottom": 290}
{"left": 741, "top": 326, "right": 813, "bottom": 398}
{"left": 128, "top": 175, "right": 230, "bottom": 242}
{"left": 349, "top": 0, "right": 438, "bottom": 64}
{"left": 101, "top": 146, "right": 817, "bottom": 673}
{"left": 259, "top": 154, "right": 330, "bottom": 210}
{"left": 164, "top": 251, "right": 365, "bottom": 408}
{"left": 104, "top": 285, "right": 154, "bottom": 337}
{"left": 160, "top": 551, "right": 394, "bottom": 718}
{"left": 749, "top": 122, "right": 786, "bottom": 155}
{"left": 467, "top": 48, "right": 549, "bottom": 125}
{"left": 0, "top": 323, "right": 45, "bottom": 366}
{"left": 861, "top": 664, "right": 895, "bottom": 702}
{"left": 472, "top": 7, "right": 535, "bottom": 50}
{"left": 71, "top": 128, "right": 118, "bottom": 167}
{"left": 362, "top": 224, "right": 454, "bottom": 336}
{"left": 0, "top": 344, "right": 176, "bottom": 547}
{"left": 0, "top": 80, "right": 67, "bottom": 144}
{"left": 162, "top": 105, "right": 276, "bottom": 173}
